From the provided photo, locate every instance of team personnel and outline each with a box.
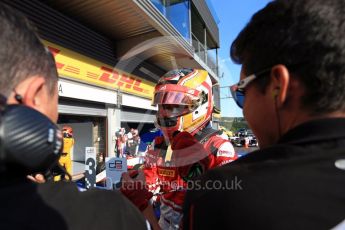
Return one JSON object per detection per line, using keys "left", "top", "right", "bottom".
{"left": 54, "top": 125, "right": 74, "bottom": 181}
{"left": 183, "top": 0, "right": 345, "bottom": 229}
{"left": 0, "top": 3, "right": 148, "bottom": 229}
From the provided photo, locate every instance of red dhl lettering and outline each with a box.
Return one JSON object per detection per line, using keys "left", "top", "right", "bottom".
{"left": 121, "top": 74, "right": 134, "bottom": 89}
{"left": 133, "top": 79, "right": 144, "bottom": 92}
{"left": 98, "top": 66, "right": 146, "bottom": 93}
{"left": 65, "top": 66, "right": 80, "bottom": 74}
{"left": 48, "top": 45, "right": 149, "bottom": 95}
{"left": 86, "top": 72, "right": 98, "bottom": 79}
{"left": 99, "top": 66, "right": 119, "bottom": 83}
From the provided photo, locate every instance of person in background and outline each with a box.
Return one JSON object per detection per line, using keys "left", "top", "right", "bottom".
{"left": 115, "top": 127, "right": 127, "bottom": 157}
{"left": 183, "top": 0, "right": 345, "bottom": 229}
{"left": 126, "top": 128, "right": 140, "bottom": 156}
{"left": 96, "top": 152, "right": 106, "bottom": 175}
{"left": 54, "top": 125, "right": 74, "bottom": 181}
{"left": 0, "top": 3, "right": 149, "bottom": 229}
{"left": 131, "top": 128, "right": 141, "bottom": 156}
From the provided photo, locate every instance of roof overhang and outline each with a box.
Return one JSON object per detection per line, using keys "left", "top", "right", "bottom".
{"left": 42, "top": 0, "right": 219, "bottom": 81}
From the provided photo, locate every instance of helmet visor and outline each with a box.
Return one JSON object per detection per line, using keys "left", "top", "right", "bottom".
{"left": 153, "top": 91, "right": 199, "bottom": 106}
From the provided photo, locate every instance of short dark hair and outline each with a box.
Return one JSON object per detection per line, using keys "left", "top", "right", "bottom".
{"left": 0, "top": 3, "right": 57, "bottom": 97}
{"left": 231, "top": 0, "right": 345, "bottom": 114}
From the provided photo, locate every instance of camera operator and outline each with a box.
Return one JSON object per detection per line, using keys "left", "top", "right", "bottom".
{"left": 0, "top": 3, "right": 149, "bottom": 229}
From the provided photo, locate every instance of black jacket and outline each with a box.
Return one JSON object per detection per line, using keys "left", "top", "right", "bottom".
{"left": 0, "top": 179, "right": 148, "bottom": 230}
{"left": 183, "top": 118, "right": 345, "bottom": 230}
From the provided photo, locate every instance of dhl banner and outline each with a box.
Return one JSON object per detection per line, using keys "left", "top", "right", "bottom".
{"left": 43, "top": 41, "right": 155, "bottom": 99}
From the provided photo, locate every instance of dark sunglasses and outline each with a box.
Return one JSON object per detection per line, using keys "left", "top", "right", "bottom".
{"left": 230, "top": 68, "right": 272, "bottom": 108}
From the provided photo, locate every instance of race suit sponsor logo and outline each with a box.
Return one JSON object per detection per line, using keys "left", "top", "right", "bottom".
{"left": 216, "top": 142, "right": 235, "bottom": 158}
{"left": 158, "top": 168, "right": 176, "bottom": 177}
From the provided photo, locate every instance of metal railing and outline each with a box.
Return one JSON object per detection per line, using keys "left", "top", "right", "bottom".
{"left": 191, "top": 32, "right": 218, "bottom": 76}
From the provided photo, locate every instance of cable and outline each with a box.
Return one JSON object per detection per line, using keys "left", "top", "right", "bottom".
{"left": 274, "top": 96, "right": 282, "bottom": 139}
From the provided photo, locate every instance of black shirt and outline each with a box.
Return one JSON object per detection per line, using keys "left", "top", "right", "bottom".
{"left": 183, "top": 118, "right": 345, "bottom": 230}
{"left": 0, "top": 179, "right": 148, "bottom": 230}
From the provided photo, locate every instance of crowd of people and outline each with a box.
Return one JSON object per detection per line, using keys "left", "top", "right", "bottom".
{"left": 115, "top": 128, "right": 141, "bottom": 157}
{"left": 1, "top": 0, "right": 345, "bottom": 229}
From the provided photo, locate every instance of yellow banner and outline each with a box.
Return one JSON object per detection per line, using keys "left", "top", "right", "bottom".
{"left": 43, "top": 41, "right": 155, "bottom": 99}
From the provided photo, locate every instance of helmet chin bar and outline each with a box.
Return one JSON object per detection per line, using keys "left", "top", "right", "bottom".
{"left": 156, "top": 116, "right": 180, "bottom": 141}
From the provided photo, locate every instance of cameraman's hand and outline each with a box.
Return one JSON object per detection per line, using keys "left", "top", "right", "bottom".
{"left": 120, "top": 170, "right": 153, "bottom": 212}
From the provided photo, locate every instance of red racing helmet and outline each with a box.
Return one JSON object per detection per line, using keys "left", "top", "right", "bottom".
{"left": 152, "top": 68, "right": 213, "bottom": 140}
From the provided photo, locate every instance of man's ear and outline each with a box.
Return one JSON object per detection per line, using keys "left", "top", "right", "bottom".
{"left": 21, "top": 76, "right": 46, "bottom": 109}
{"left": 270, "top": 65, "right": 290, "bottom": 108}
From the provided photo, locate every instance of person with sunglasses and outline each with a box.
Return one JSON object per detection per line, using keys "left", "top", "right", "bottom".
{"left": 183, "top": 0, "right": 345, "bottom": 229}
